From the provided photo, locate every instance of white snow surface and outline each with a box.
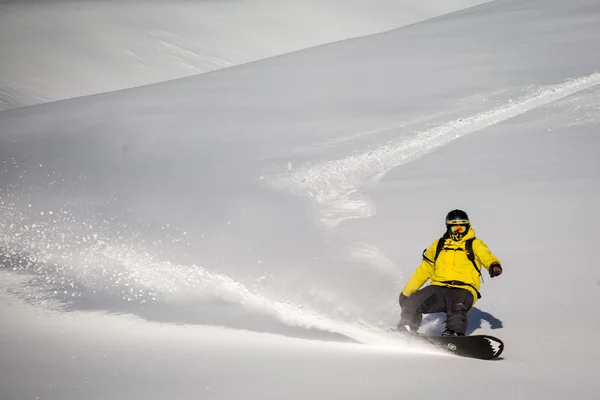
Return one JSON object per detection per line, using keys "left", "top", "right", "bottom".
{"left": 2, "top": 0, "right": 600, "bottom": 399}
{"left": 0, "top": 0, "right": 486, "bottom": 110}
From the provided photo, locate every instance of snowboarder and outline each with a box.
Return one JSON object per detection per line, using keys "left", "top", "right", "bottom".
{"left": 397, "top": 209, "right": 502, "bottom": 337}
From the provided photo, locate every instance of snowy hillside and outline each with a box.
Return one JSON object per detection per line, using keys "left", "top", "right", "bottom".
{"left": 0, "top": 0, "right": 486, "bottom": 110}
{"left": 1, "top": 0, "right": 600, "bottom": 399}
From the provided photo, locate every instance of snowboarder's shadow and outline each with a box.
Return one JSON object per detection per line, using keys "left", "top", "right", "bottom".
{"left": 421, "top": 307, "right": 503, "bottom": 336}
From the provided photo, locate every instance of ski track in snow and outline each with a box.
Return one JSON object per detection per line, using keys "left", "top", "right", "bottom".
{"left": 1, "top": 73, "right": 598, "bottom": 348}
{"left": 274, "top": 72, "right": 600, "bottom": 228}
{"left": 0, "top": 73, "right": 600, "bottom": 351}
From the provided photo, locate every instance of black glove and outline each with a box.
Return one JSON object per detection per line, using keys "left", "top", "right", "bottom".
{"left": 399, "top": 293, "right": 409, "bottom": 307}
{"left": 489, "top": 262, "right": 503, "bottom": 278}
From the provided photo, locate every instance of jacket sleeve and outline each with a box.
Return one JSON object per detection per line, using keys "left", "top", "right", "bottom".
{"left": 401, "top": 240, "right": 437, "bottom": 297}
{"left": 473, "top": 239, "right": 501, "bottom": 271}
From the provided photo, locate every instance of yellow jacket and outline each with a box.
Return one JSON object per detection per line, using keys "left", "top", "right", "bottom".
{"left": 401, "top": 226, "right": 500, "bottom": 305}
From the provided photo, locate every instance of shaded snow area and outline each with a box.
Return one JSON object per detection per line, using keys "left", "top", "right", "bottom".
{"left": 0, "top": 0, "right": 487, "bottom": 110}
{"left": 1, "top": 0, "right": 600, "bottom": 399}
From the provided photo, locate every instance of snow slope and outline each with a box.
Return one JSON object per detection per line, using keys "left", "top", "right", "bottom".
{"left": 0, "top": 0, "right": 486, "bottom": 110}
{"left": 1, "top": 0, "right": 600, "bottom": 399}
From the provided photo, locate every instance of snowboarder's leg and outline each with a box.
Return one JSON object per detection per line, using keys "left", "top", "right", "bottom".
{"left": 444, "top": 288, "right": 474, "bottom": 335}
{"left": 398, "top": 286, "right": 447, "bottom": 332}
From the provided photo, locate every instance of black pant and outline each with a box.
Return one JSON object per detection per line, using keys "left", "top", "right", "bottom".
{"left": 399, "top": 285, "right": 474, "bottom": 334}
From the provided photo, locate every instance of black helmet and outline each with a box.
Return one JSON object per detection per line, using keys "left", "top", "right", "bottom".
{"left": 445, "top": 209, "right": 470, "bottom": 241}
{"left": 445, "top": 209, "right": 469, "bottom": 225}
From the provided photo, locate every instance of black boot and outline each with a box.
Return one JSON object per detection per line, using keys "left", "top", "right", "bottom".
{"left": 441, "top": 328, "right": 465, "bottom": 337}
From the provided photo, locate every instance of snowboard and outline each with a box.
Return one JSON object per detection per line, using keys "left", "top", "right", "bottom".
{"left": 419, "top": 334, "right": 504, "bottom": 360}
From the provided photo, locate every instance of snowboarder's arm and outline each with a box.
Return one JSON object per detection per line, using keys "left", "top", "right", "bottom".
{"left": 473, "top": 239, "right": 501, "bottom": 270}
{"left": 401, "top": 241, "right": 436, "bottom": 297}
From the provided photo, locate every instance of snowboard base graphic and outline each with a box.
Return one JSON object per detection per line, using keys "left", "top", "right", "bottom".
{"left": 420, "top": 334, "right": 504, "bottom": 360}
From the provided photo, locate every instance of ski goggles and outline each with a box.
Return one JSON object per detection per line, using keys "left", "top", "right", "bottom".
{"left": 446, "top": 218, "right": 469, "bottom": 225}
{"left": 449, "top": 224, "right": 468, "bottom": 234}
